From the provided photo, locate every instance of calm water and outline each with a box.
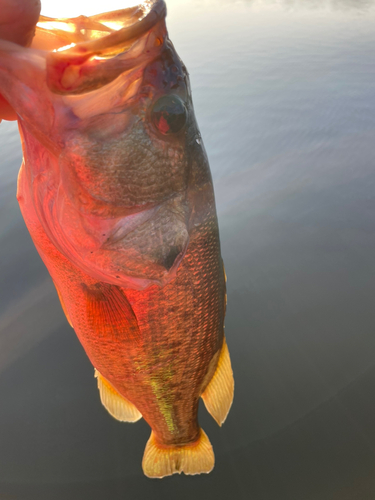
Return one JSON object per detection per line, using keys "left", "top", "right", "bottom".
{"left": 1, "top": 0, "right": 375, "bottom": 498}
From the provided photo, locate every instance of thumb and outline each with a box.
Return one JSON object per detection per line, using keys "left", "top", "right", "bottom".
{"left": 0, "top": 0, "right": 41, "bottom": 47}
{"left": 0, "top": 0, "right": 41, "bottom": 121}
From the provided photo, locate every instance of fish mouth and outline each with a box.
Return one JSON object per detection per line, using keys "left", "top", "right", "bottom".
{"left": 38, "top": 0, "right": 167, "bottom": 94}
{"left": 38, "top": 0, "right": 166, "bottom": 54}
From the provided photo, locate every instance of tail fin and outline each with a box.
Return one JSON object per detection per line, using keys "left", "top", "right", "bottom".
{"left": 142, "top": 428, "right": 214, "bottom": 478}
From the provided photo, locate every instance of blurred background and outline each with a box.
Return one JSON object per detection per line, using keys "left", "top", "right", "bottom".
{"left": 1, "top": 0, "right": 375, "bottom": 498}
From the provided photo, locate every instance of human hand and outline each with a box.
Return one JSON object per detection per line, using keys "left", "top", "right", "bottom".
{"left": 0, "top": 0, "right": 41, "bottom": 121}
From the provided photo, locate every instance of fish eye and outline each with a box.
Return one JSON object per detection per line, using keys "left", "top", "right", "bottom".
{"left": 151, "top": 95, "right": 187, "bottom": 135}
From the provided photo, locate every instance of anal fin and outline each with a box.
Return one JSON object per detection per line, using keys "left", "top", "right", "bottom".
{"left": 95, "top": 369, "right": 142, "bottom": 423}
{"left": 201, "top": 337, "right": 234, "bottom": 426}
{"left": 142, "top": 428, "right": 214, "bottom": 478}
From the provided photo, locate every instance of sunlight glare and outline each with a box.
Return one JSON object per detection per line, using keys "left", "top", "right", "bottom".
{"left": 41, "top": 0, "right": 142, "bottom": 18}
{"left": 36, "top": 21, "right": 76, "bottom": 32}
{"left": 101, "top": 21, "right": 127, "bottom": 31}
{"left": 54, "top": 43, "right": 77, "bottom": 52}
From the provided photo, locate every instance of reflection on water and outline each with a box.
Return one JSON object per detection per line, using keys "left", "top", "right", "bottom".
{"left": 256, "top": 0, "right": 375, "bottom": 10}
{"left": 1, "top": 0, "right": 375, "bottom": 498}
{"left": 187, "top": 0, "right": 375, "bottom": 10}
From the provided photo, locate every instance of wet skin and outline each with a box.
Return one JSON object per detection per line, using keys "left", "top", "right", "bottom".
{"left": 1, "top": 2, "right": 227, "bottom": 449}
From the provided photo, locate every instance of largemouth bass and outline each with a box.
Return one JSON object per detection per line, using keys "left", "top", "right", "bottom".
{"left": 0, "top": 0, "right": 234, "bottom": 477}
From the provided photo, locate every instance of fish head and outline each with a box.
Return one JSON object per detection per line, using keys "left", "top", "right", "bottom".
{"left": 59, "top": 31, "right": 192, "bottom": 219}
{"left": 6, "top": 1, "right": 212, "bottom": 289}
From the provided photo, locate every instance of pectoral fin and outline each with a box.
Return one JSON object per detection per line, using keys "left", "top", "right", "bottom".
{"left": 95, "top": 369, "right": 142, "bottom": 422}
{"left": 201, "top": 337, "right": 234, "bottom": 426}
{"left": 82, "top": 282, "right": 140, "bottom": 344}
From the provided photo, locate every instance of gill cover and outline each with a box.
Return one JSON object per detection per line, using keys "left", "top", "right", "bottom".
{"left": 0, "top": 1, "right": 206, "bottom": 289}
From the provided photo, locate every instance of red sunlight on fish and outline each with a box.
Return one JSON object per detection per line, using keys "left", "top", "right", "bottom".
{"left": 0, "top": 0, "right": 234, "bottom": 478}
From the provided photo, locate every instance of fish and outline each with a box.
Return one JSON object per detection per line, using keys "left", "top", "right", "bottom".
{"left": 0, "top": 0, "right": 234, "bottom": 477}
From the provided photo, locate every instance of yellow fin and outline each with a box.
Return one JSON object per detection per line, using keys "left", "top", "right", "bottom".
{"left": 201, "top": 337, "right": 234, "bottom": 426}
{"left": 94, "top": 369, "right": 142, "bottom": 423}
{"left": 142, "top": 428, "right": 214, "bottom": 478}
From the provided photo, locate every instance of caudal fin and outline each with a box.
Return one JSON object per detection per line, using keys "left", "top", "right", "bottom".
{"left": 142, "top": 428, "right": 214, "bottom": 478}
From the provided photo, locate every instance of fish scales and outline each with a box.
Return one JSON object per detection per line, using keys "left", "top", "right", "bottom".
{"left": 0, "top": 0, "right": 234, "bottom": 477}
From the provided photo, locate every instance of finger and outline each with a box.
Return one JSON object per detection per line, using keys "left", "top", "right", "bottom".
{"left": 0, "top": 0, "right": 41, "bottom": 121}
{"left": 0, "top": 0, "right": 41, "bottom": 47}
